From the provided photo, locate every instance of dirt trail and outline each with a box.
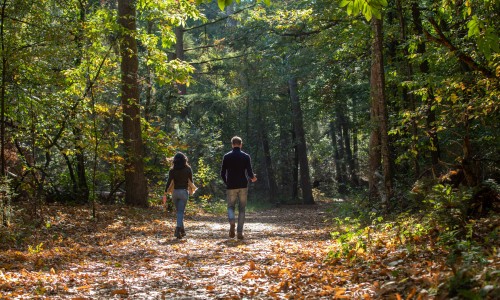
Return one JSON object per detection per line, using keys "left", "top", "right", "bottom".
{"left": 111, "top": 202, "right": 336, "bottom": 299}
{"left": 0, "top": 201, "right": 379, "bottom": 299}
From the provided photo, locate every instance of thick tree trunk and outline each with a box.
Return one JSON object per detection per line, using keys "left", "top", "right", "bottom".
{"left": 118, "top": 0, "right": 148, "bottom": 207}
{"left": 289, "top": 77, "right": 314, "bottom": 204}
{"left": 369, "top": 17, "right": 393, "bottom": 202}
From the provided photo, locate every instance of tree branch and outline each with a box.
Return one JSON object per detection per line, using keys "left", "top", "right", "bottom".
{"left": 424, "top": 17, "right": 494, "bottom": 79}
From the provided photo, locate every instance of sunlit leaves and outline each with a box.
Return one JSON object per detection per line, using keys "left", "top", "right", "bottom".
{"left": 466, "top": 16, "right": 499, "bottom": 59}
{"left": 339, "top": 0, "right": 388, "bottom": 21}
{"left": 196, "top": 0, "right": 270, "bottom": 10}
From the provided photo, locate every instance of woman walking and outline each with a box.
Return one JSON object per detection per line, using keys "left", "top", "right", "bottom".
{"left": 163, "top": 152, "right": 194, "bottom": 239}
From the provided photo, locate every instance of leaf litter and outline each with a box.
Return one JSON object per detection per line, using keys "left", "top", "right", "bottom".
{"left": 0, "top": 200, "right": 498, "bottom": 299}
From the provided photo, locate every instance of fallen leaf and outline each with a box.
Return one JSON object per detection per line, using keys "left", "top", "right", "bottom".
{"left": 111, "top": 289, "right": 128, "bottom": 295}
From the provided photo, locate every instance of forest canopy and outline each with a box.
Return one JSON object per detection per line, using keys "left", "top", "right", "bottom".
{"left": 0, "top": 0, "right": 497, "bottom": 213}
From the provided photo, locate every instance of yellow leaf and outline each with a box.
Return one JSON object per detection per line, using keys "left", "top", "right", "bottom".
{"left": 248, "top": 261, "right": 257, "bottom": 271}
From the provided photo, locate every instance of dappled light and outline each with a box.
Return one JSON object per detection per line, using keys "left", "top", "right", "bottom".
{"left": 0, "top": 0, "right": 498, "bottom": 298}
{"left": 2, "top": 200, "right": 497, "bottom": 298}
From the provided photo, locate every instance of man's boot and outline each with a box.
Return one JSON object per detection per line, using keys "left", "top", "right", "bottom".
{"left": 237, "top": 232, "right": 244, "bottom": 240}
{"left": 180, "top": 227, "right": 186, "bottom": 237}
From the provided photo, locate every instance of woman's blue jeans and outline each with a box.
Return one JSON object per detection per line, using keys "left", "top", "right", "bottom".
{"left": 226, "top": 188, "right": 248, "bottom": 232}
{"left": 172, "top": 189, "right": 188, "bottom": 228}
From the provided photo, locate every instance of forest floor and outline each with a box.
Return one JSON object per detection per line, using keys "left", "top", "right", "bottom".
{"left": 0, "top": 198, "right": 498, "bottom": 299}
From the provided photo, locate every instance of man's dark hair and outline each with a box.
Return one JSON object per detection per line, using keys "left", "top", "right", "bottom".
{"left": 231, "top": 136, "right": 242, "bottom": 146}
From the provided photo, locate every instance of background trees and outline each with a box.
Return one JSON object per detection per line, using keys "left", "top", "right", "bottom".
{"left": 0, "top": 0, "right": 497, "bottom": 216}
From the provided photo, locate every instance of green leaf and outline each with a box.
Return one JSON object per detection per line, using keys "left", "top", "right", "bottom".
{"left": 364, "top": 9, "right": 372, "bottom": 21}
{"left": 346, "top": 2, "right": 353, "bottom": 15}
{"left": 466, "top": 16, "right": 480, "bottom": 37}
{"left": 339, "top": 0, "right": 351, "bottom": 8}
{"left": 218, "top": 0, "right": 226, "bottom": 10}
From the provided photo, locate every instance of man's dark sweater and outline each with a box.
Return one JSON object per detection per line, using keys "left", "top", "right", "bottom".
{"left": 220, "top": 147, "right": 255, "bottom": 189}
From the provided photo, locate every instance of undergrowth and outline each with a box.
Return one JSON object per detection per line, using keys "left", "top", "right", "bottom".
{"left": 326, "top": 182, "right": 499, "bottom": 299}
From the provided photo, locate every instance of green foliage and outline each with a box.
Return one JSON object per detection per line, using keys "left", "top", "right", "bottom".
{"left": 195, "top": 0, "right": 270, "bottom": 10}
{"left": 423, "top": 184, "right": 474, "bottom": 228}
{"left": 339, "top": 0, "right": 388, "bottom": 20}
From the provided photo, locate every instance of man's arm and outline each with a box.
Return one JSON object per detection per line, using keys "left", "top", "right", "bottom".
{"left": 246, "top": 155, "right": 257, "bottom": 182}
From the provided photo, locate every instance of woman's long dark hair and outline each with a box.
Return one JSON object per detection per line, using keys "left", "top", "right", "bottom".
{"left": 172, "top": 152, "right": 190, "bottom": 170}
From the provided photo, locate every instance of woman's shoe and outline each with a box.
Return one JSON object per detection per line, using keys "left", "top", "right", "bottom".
{"left": 174, "top": 227, "right": 182, "bottom": 239}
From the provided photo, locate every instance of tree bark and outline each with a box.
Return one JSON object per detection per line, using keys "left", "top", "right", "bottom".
{"left": 118, "top": 0, "right": 148, "bottom": 207}
{"left": 292, "top": 129, "right": 299, "bottom": 201}
{"left": 369, "top": 17, "right": 392, "bottom": 202}
{"left": 175, "top": 25, "right": 187, "bottom": 96}
{"left": 260, "top": 127, "right": 278, "bottom": 201}
{"left": 289, "top": 77, "right": 314, "bottom": 204}
{"left": 330, "top": 121, "right": 344, "bottom": 193}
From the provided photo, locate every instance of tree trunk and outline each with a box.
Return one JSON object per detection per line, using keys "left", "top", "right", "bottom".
{"left": 369, "top": 17, "right": 393, "bottom": 202}
{"left": 289, "top": 77, "right": 314, "bottom": 204}
{"left": 341, "top": 113, "right": 356, "bottom": 185}
{"left": 74, "top": 127, "right": 89, "bottom": 203}
{"left": 292, "top": 129, "right": 299, "bottom": 201}
{"left": 330, "top": 121, "right": 345, "bottom": 194}
{"left": 279, "top": 125, "right": 291, "bottom": 199}
{"left": 175, "top": 25, "right": 187, "bottom": 96}
{"left": 118, "top": 0, "right": 148, "bottom": 207}
{"left": 260, "top": 128, "right": 278, "bottom": 201}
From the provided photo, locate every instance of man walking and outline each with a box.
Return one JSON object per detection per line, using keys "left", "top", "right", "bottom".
{"left": 220, "top": 136, "right": 257, "bottom": 239}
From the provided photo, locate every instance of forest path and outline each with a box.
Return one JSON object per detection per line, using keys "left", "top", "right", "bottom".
{"left": 1, "top": 199, "right": 443, "bottom": 299}
{"left": 103, "top": 201, "right": 339, "bottom": 299}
